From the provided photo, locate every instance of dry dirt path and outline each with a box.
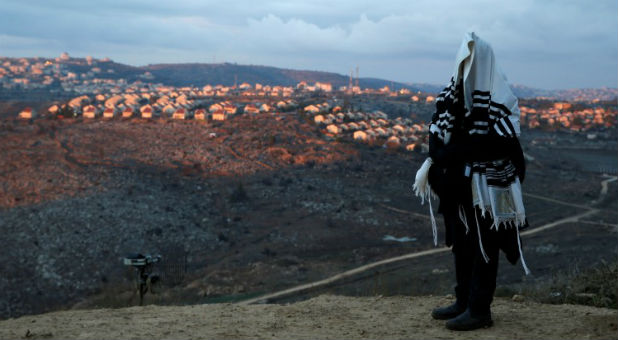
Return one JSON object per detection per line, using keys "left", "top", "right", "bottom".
{"left": 0, "top": 295, "right": 615, "bottom": 340}
{"left": 240, "top": 177, "right": 613, "bottom": 304}
{"left": 600, "top": 175, "right": 617, "bottom": 196}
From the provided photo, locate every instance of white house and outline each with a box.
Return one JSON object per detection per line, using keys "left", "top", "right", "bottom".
{"left": 314, "top": 115, "right": 326, "bottom": 124}
{"left": 194, "top": 108, "right": 207, "bottom": 120}
{"left": 82, "top": 105, "right": 97, "bottom": 119}
{"left": 103, "top": 107, "right": 115, "bottom": 118}
{"left": 385, "top": 136, "right": 401, "bottom": 149}
{"left": 212, "top": 110, "right": 226, "bottom": 121}
{"left": 18, "top": 107, "right": 36, "bottom": 119}
{"left": 326, "top": 124, "right": 340, "bottom": 134}
{"left": 243, "top": 104, "right": 260, "bottom": 115}
{"left": 140, "top": 104, "right": 153, "bottom": 118}
{"left": 122, "top": 107, "right": 134, "bottom": 118}
{"left": 172, "top": 107, "right": 187, "bottom": 120}
{"left": 259, "top": 103, "right": 272, "bottom": 113}
{"left": 353, "top": 130, "right": 368, "bottom": 141}
{"left": 304, "top": 104, "right": 321, "bottom": 114}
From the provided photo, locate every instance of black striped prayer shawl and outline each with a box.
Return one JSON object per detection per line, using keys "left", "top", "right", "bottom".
{"left": 414, "top": 32, "right": 530, "bottom": 274}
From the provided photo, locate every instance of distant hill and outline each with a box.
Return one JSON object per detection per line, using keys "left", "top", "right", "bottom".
{"left": 2, "top": 56, "right": 617, "bottom": 100}
{"left": 46, "top": 58, "right": 424, "bottom": 92}
{"left": 109, "top": 61, "right": 618, "bottom": 100}
{"left": 141, "top": 62, "right": 430, "bottom": 92}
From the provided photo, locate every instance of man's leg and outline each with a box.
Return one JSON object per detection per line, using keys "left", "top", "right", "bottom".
{"left": 446, "top": 207, "right": 499, "bottom": 330}
{"left": 432, "top": 209, "right": 472, "bottom": 320}
{"left": 452, "top": 214, "right": 475, "bottom": 309}
{"left": 467, "top": 237, "right": 499, "bottom": 317}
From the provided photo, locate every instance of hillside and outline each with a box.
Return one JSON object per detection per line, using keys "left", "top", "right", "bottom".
{"left": 119, "top": 62, "right": 431, "bottom": 92}
{"left": 0, "top": 295, "right": 616, "bottom": 340}
{"left": 3, "top": 56, "right": 617, "bottom": 100}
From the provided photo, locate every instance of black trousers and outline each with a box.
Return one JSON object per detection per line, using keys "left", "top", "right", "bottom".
{"left": 444, "top": 205, "right": 500, "bottom": 317}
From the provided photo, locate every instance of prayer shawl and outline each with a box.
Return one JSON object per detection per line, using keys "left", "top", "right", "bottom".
{"left": 414, "top": 32, "right": 530, "bottom": 274}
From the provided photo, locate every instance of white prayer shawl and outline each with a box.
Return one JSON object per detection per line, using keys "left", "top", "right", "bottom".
{"left": 454, "top": 32, "right": 521, "bottom": 139}
{"left": 415, "top": 32, "right": 530, "bottom": 274}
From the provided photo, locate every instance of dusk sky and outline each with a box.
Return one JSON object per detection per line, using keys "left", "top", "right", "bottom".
{"left": 1, "top": 0, "right": 616, "bottom": 89}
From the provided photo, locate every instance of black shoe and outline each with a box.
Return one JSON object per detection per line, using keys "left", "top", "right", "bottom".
{"left": 431, "top": 302, "right": 466, "bottom": 320}
{"left": 445, "top": 309, "right": 493, "bottom": 331}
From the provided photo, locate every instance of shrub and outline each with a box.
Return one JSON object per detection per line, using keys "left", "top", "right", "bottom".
{"left": 522, "top": 259, "right": 618, "bottom": 309}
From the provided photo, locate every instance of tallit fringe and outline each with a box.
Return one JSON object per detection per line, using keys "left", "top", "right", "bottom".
{"left": 428, "top": 195, "right": 438, "bottom": 246}
{"left": 516, "top": 226, "right": 531, "bottom": 275}
{"left": 413, "top": 157, "right": 438, "bottom": 246}
{"left": 474, "top": 208, "right": 490, "bottom": 263}
{"left": 471, "top": 175, "right": 530, "bottom": 274}
{"left": 458, "top": 205, "right": 470, "bottom": 234}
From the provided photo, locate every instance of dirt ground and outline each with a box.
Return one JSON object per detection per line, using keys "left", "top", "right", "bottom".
{"left": 0, "top": 295, "right": 616, "bottom": 340}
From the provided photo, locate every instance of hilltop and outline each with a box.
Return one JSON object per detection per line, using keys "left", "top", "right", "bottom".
{"left": 0, "top": 295, "right": 616, "bottom": 340}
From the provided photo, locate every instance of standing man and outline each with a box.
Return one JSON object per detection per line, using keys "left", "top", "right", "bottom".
{"left": 414, "top": 32, "right": 529, "bottom": 331}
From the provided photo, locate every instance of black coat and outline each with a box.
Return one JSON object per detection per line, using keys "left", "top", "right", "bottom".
{"left": 427, "top": 128, "right": 527, "bottom": 264}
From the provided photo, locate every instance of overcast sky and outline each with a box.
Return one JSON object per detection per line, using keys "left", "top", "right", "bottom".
{"left": 1, "top": 0, "right": 616, "bottom": 89}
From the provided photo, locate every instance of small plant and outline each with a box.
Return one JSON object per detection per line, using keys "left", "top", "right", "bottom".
{"left": 522, "top": 259, "right": 618, "bottom": 309}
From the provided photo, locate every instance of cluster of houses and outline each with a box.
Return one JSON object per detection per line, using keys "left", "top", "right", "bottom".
{"left": 309, "top": 108, "right": 429, "bottom": 152}
{"left": 25, "top": 88, "right": 301, "bottom": 121}
{"left": 0, "top": 54, "right": 148, "bottom": 94}
{"left": 1, "top": 57, "right": 60, "bottom": 90}
{"left": 520, "top": 102, "right": 616, "bottom": 133}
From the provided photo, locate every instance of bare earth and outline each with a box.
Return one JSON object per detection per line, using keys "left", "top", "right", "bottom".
{"left": 1, "top": 295, "right": 616, "bottom": 340}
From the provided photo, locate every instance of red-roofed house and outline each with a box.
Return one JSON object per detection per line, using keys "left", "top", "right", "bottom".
{"left": 122, "top": 107, "right": 134, "bottom": 118}
{"left": 83, "top": 105, "right": 97, "bottom": 119}
{"left": 103, "top": 107, "right": 115, "bottom": 119}
{"left": 243, "top": 104, "right": 260, "bottom": 115}
{"left": 212, "top": 110, "right": 226, "bottom": 121}
{"left": 18, "top": 107, "right": 36, "bottom": 119}
{"left": 172, "top": 107, "right": 187, "bottom": 120}
{"left": 223, "top": 104, "right": 237, "bottom": 115}
{"left": 194, "top": 108, "right": 207, "bottom": 120}
{"left": 140, "top": 104, "right": 153, "bottom": 118}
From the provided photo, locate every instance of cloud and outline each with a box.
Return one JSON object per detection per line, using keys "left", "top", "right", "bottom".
{"left": 0, "top": 0, "right": 616, "bottom": 88}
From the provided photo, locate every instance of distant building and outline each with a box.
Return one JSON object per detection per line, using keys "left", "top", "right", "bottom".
{"left": 385, "top": 136, "right": 401, "bottom": 149}
{"left": 18, "top": 107, "right": 36, "bottom": 119}
{"left": 82, "top": 105, "right": 97, "bottom": 118}
{"left": 259, "top": 103, "right": 272, "bottom": 113}
{"left": 243, "top": 104, "right": 260, "bottom": 115}
{"left": 315, "top": 82, "right": 333, "bottom": 92}
{"left": 353, "top": 130, "right": 368, "bottom": 141}
{"left": 140, "top": 104, "right": 153, "bottom": 118}
{"left": 48, "top": 105, "right": 60, "bottom": 115}
{"left": 326, "top": 124, "right": 339, "bottom": 134}
{"left": 212, "top": 110, "right": 226, "bottom": 121}
{"left": 223, "top": 104, "right": 237, "bottom": 115}
{"left": 162, "top": 104, "right": 176, "bottom": 116}
{"left": 209, "top": 103, "right": 223, "bottom": 113}
{"left": 103, "top": 107, "right": 115, "bottom": 118}
{"left": 172, "top": 107, "right": 187, "bottom": 120}
{"left": 122, "top": 107, "right": 134, "bottom": 118}
{"left": 304, "top": 105, "right": 321, "bottom": 114}
{"left": 194, "top": 108, "right": 207, "bottom": 120}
